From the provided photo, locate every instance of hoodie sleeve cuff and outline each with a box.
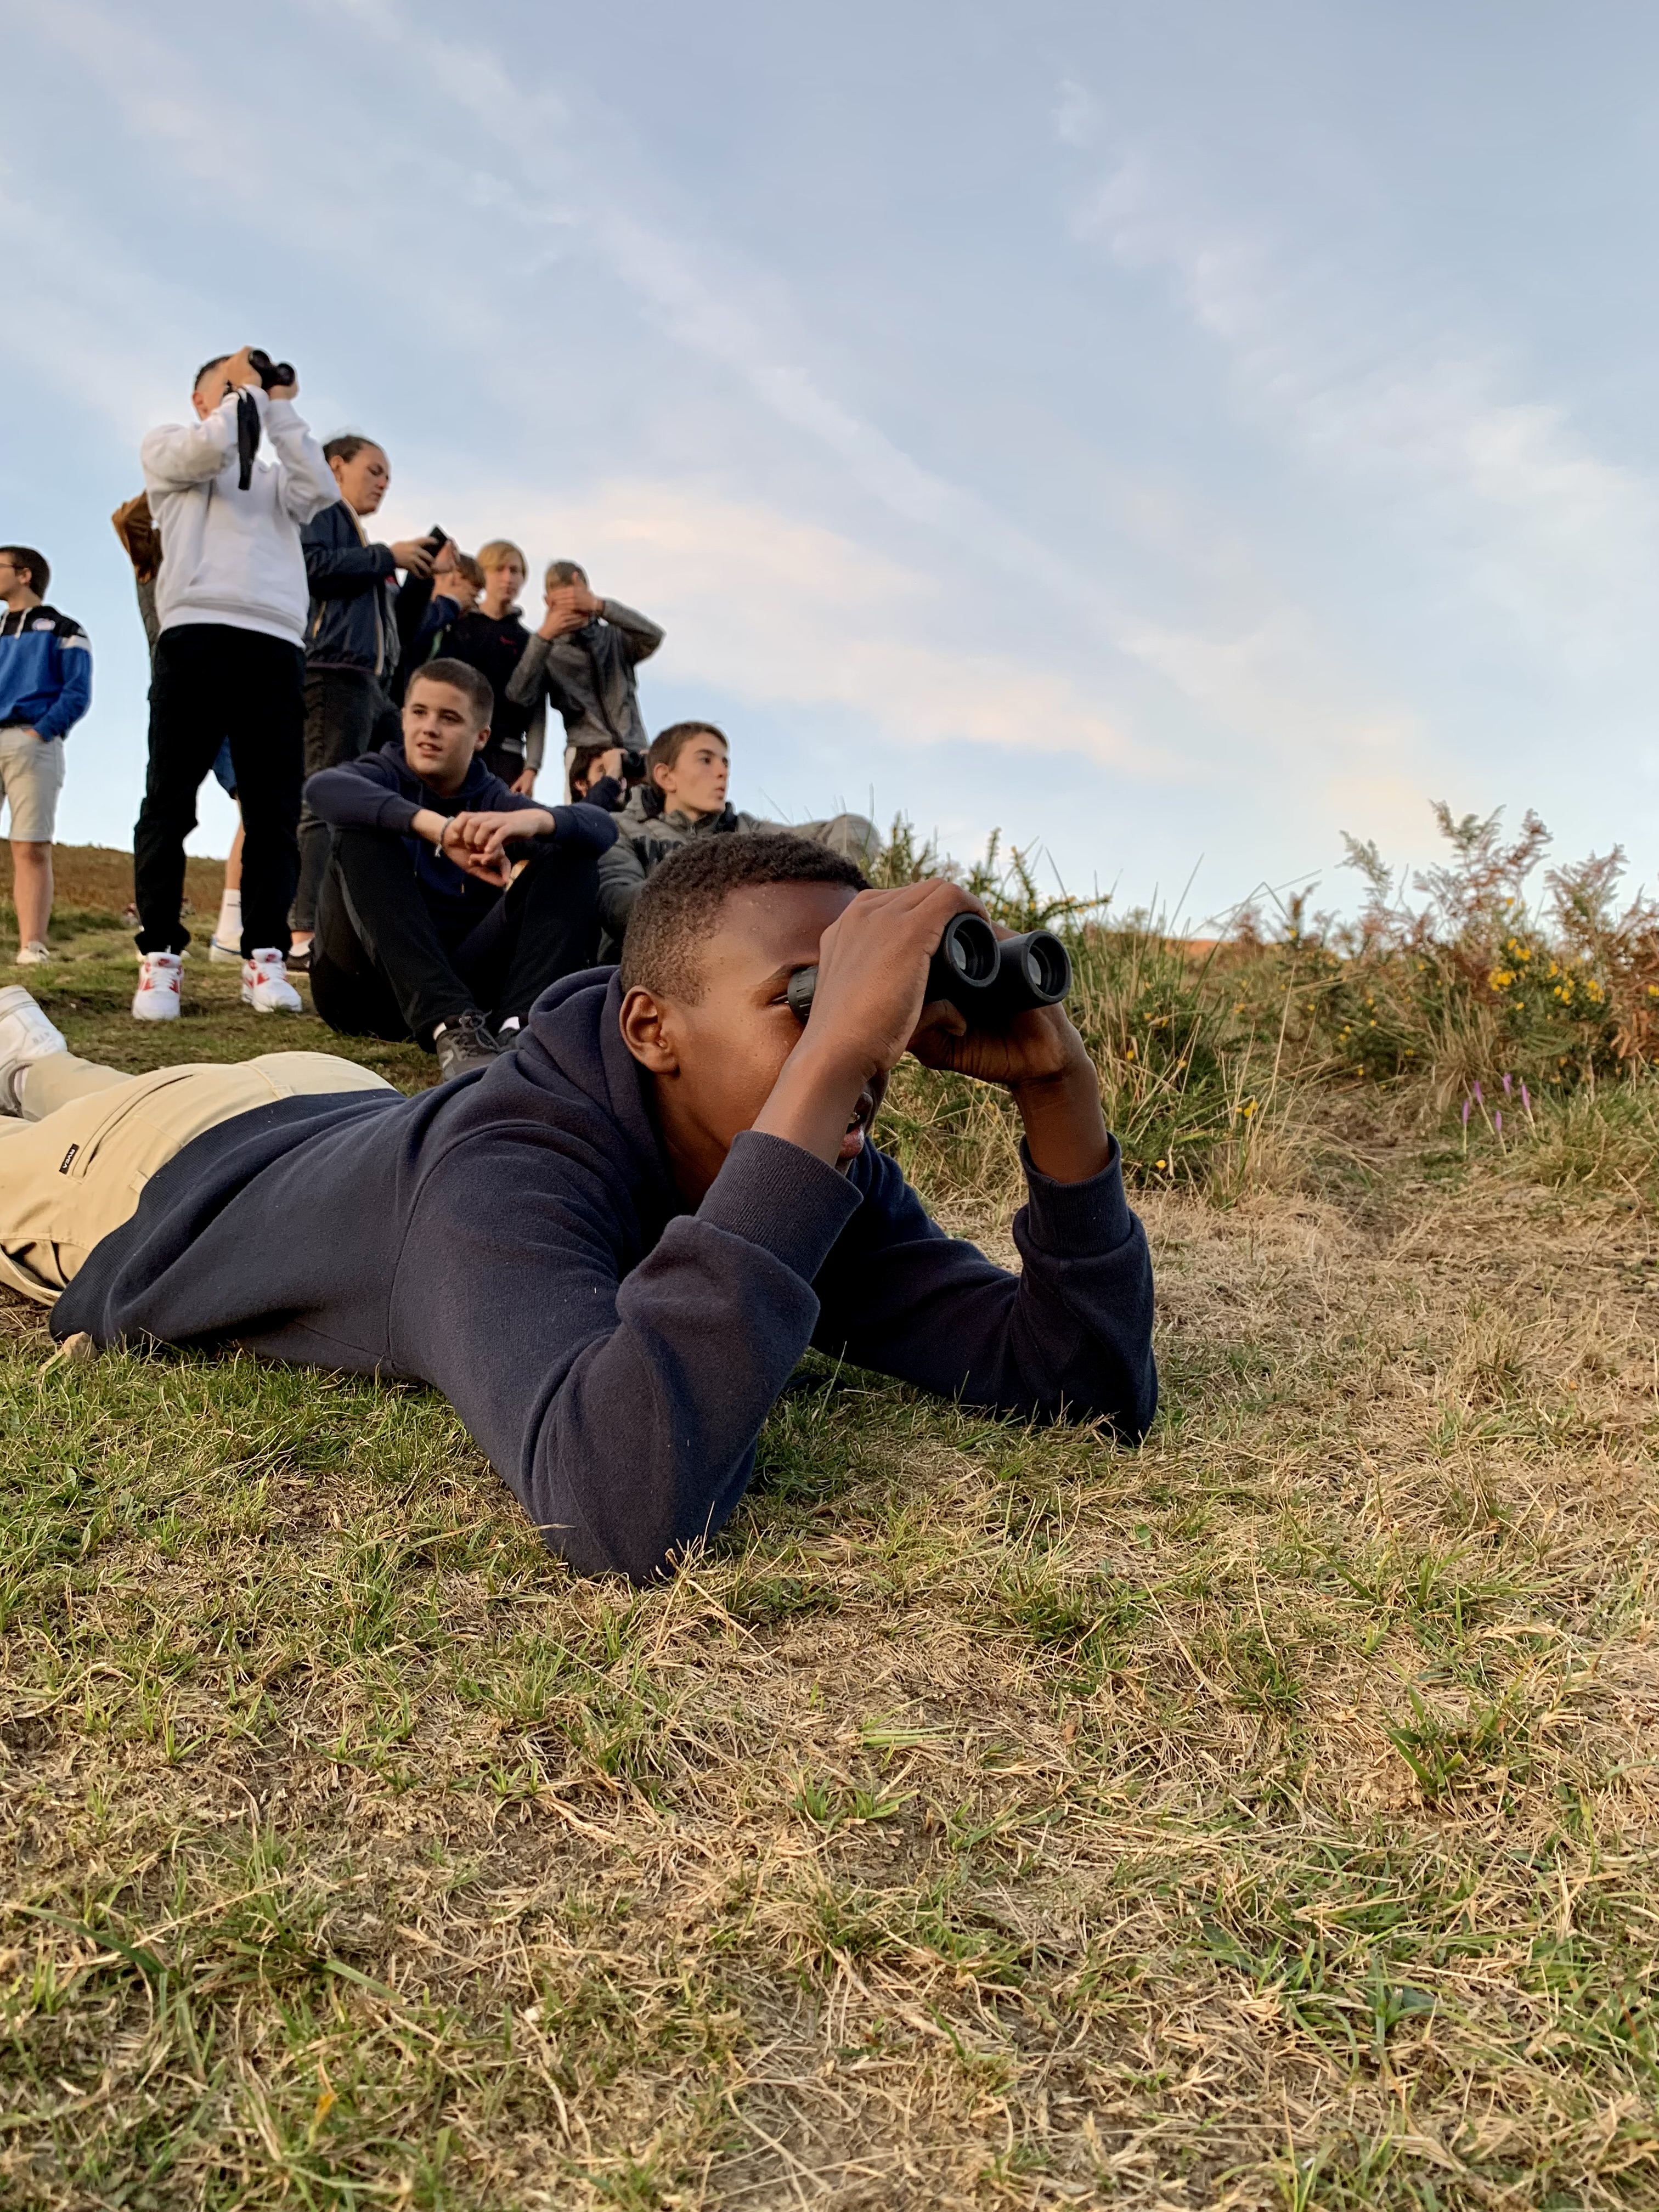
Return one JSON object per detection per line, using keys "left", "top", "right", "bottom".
{"left": 1018, "top": 1137, "right": 1135, "bottom": 1254}
{"left": 697, "top": 1130, "right": 863, "bottom": 1280}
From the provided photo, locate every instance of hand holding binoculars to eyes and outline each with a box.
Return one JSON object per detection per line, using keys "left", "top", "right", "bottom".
{"left": 793, "top": 885, "right": 1088, "bottom": 1093}
{"left": 799, "top": 882, "right": 988, "bottom": 1087}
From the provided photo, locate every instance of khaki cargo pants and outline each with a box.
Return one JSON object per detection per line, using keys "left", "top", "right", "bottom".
{"left": 0, "top": 1051, "right": 396, "bottom": 1306}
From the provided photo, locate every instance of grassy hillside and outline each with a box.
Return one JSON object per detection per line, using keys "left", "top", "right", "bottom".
{"left": 2, "top": 830, "right": 1657, "bottom": 2208}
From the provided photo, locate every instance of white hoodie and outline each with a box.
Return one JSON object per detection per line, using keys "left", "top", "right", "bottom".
{"left": 141, "top": 386, "right": 337, "bottom": 647}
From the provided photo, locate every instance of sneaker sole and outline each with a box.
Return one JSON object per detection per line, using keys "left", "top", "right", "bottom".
{"left": 132, "top": 1006, "right": 181, "bottom": 1022}
{"left": 208, "top": 943, "right": 242, "bottom": 964}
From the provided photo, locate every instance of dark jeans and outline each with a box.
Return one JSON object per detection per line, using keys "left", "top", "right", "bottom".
{"left": 481, "top": 739, "right": 528, "bottom": 789}
{"left": 134, "top": 624, "right": 304, "bottom": 956}
{"left": 293, "top": 667, "right": 399, "bottom": 932}
{"left": 309, "top": 828, "right": 600, "bottom": 1047}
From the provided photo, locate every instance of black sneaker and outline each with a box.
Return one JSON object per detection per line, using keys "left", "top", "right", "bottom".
{"left": 432, "top": 1009, "right": 500, "bottom": 1081}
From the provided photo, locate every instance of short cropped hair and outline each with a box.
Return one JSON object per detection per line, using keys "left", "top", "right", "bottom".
{"left": 452, "top": 551, "right": 484, "bottom": 588}
{"left": 193, "top": 354, "right": 230, "bottom": 391}
{"left": 323, "top": 433, "right": 383, "bottom": 465}
{"left": 545, "top": 559, "right": 588, "bottom": 589}
{"left": 407, "top": 658, "right": 494, "bottom": 726}
{"left": 619, "top": 833, "right": 867, "bottom": 1003}
{"left": 0, "top": 545, "right": 49, "bottom": 597}
{"left": 647, "top": 720, "right": 728, "bottom": 786}
{"left": 476, "top": 539, "right": 526, "bottom": 575}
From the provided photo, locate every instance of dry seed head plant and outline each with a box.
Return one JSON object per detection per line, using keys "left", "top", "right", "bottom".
{"left": 2, "top": 823, "right": 1658, "bottom": 2211}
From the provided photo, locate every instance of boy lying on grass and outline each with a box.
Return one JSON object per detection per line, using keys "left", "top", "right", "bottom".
{"left": 0, "top": 837, "right": 1156, "bottom": 1579}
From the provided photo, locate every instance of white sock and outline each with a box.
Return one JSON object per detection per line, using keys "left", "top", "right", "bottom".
{"left": 216, "top": 888, "right": 241, "bottom": 942}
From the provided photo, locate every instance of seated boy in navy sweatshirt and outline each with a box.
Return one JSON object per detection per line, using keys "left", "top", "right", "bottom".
{"left": 304, "top": 658, "right": 618, "bottom": 1080}
{"left": 0, "top": 834, "right": 1157, "bottom": 1582}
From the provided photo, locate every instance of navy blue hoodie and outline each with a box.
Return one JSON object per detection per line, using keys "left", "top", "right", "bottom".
{"left": 52, "top": 975, "right": 1157, "bottom": 1581}
{"left": 304, "top": 742, "right": 617, "bottom": 903}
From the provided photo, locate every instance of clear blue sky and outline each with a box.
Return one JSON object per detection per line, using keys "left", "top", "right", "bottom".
{"left": 3, "top": 0, "right": 1655, "bottom": 923}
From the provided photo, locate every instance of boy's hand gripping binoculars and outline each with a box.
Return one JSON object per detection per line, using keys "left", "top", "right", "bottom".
{"left": 786, "top": 911, "right": 1072, "bottom": 1028}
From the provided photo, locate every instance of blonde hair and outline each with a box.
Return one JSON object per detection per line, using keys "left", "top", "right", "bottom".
{"left": 475, "top": 539, "right": 527, "bottom": 574}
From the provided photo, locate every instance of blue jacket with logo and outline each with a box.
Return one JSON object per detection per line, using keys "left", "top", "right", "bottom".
{"left": 0, "top": 603, "right": 92, "bottom": 740}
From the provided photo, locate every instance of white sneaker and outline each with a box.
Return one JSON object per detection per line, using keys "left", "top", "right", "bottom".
{"left": 208, "top": 934, "right": 242, "bottom": 965}
{"left": 241, "top": 949, "right": 302, "bottom": 1014}
{"left": 0, "top": 984, "right": 67, "bottom": 1113}
{"left": 133, "top": 950, "right": 183, "bottom": 1022}
{"left": 14, "top": 941, "right": 51, "bottom": 967}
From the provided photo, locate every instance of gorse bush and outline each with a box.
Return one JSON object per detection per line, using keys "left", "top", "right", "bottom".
{"left": 1243, "top": 803, "right": 1659, "bottom": 1094}
{"left": 873, "top": 802, "right": 1659, "bottom": 1204}
{"left": 873, "top": 825, "right": 1302, "bottom": 1201}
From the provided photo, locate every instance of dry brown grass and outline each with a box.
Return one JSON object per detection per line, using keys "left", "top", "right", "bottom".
{"left": 1, "top": 913, "right": 1657, "bottom": 2207}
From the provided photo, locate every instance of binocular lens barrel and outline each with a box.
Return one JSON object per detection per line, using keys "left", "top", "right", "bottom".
{"left": 247, "top": 348, "right": 296, "bottom": 391}
{"left": 785, "top": 919, "right": 1071, "bottom": 1026}
{"left": 935, "top": 912, "right": 1000, "bottom": 989}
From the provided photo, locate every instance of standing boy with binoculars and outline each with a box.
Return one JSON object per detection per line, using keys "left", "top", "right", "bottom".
{"left": 132, "top": 346, "right": 336, "bottom": 1020}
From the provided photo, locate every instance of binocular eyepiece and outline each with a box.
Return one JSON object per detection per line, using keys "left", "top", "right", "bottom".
{"left": 786, "top": 912, "right": 1072, "bottom": 1028}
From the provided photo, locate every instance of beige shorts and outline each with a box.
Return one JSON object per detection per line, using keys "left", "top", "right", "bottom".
{"left": 0, "top": 1049, "right": 397, "bottom": 1305}
{"left": 0, "top": 726, "right": 66, "bottom": 843}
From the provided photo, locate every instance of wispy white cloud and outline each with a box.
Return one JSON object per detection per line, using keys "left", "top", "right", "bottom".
{"left": 8, "top": 1, "right": 1647, "bottom": 898}
{"left": 16, "top": 0, "right": 1422, "bottom": 803}
{"left": 1051, "top": 78, "right": 1098, "bottom": 149}
{"left": 437, "top": 477, "right": 1151, "bottom": 770}
{"left": 1075, "top": 150, "right": 1659, "bottom": 670}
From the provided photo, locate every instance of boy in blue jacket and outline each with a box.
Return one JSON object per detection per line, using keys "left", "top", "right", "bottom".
{"left": 0, "top": 832, "right": 1155, "bottom": 1583}
{"left": 0, "top": 546, "right": 92, "bottom": 966}
{"left": 305, "top": 658, "right": 618, "bottom": 1080}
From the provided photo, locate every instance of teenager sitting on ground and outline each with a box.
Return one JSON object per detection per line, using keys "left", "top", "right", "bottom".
{"left": 304, "top": 658, "right": 618, "bottom": 1080}
{"left": 596, "top": 720, "right": 879, "bottom": 955}
{"left": 0, "top": 837, "right": 1156, "bottom": 1582}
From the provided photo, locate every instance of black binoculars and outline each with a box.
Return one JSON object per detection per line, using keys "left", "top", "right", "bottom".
{"left": 786, "top": 912, "right": 1072, "bottom": 1028}
{"left": 618, "top": 747, "right": 648, "bottom": 782}
{"left": 247, "top": 348, "right": 296, "bottom": 392}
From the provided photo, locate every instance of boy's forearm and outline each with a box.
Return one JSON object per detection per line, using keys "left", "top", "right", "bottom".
{"left": 752, "top": 1039, "right": 868, "bottom": 1171}
{"left": 1009, "top": 1060, "right": 1111, "bottom": 1184}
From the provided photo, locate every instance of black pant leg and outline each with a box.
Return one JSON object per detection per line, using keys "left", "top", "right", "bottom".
{"left": 481, "top": 740, "right": 527, "bottom": 787}
{"left": 455, "top": 844, "right": 602, "bottom": 1028}
{"left": 369, "top": 689, "right": 402, "bottom": 753}
{"left": 294, "top": 668, "right": 377, "bottom": 933}
{"left": 133, "top": 627, "right": 233, "bottom": 953}
{"left": 223, "top": 633, "right": 306, "bottom": 956}
{"left": 308, "top": 859, "right": 414, "bottom": 1041}
{"left": 325, "top": 828, "right": 482, "bottom": 1046}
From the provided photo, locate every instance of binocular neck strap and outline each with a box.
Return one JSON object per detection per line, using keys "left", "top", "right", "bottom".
{"left": 235, "top": 391, "right": 260, "bottom": 491}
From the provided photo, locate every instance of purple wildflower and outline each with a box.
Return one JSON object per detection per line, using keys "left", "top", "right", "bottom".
{"left": 1521, "top": 1081, "right": 1532, "bottom": 1113}
{"left": 1474, "top": 1080, "right": 1484, "bottom": 1104}
{"left": 1495, "top": 1110, "right": 1503, "bottom": 1135}
{"left": 1503, "top": 1073, "right": 1513, "bottom": 1096}
{"left": 1462, "top": 1097, "right": 1471, "bottom": 1126}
